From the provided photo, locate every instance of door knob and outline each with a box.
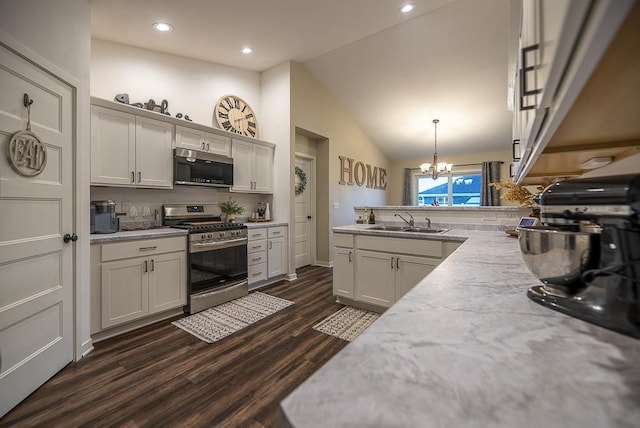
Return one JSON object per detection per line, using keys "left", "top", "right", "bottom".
{"left": 63, "top": 233, "right": 78, "bottom": 243}
{"left": 307, "top": 215, "right": 312, "bottom": 220}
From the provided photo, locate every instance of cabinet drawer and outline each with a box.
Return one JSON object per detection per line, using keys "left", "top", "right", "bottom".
{"left": 334, "top": 233, "right": 354, "bottom": 248}
{"left": 102, "top": 236, "right": 186, "bottom": 262}
{"left": 357, "top": 235, "right": 441, "bottom": 258}
{"left": 248, "top": 228, "right": 267, "bottom": 241}
{"left": 268, "top": 226, "right": 286, "bottom": 238}
{"left": 248, "top": 262, "right": 268, "bottom": 284}
{"left": 248, "top": 250, "right": 267, "bottom": 266}
{"left": 248, "top": 239, "right": 267, "bottom": 254}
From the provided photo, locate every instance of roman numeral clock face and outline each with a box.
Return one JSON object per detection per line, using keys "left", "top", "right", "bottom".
{"left": 214, "top": 94, "right": 259, "bottom": 138}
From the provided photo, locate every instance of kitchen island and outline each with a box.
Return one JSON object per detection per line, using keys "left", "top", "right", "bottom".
{"left": 280, "top": 227, "right": 640, "bottom": 427}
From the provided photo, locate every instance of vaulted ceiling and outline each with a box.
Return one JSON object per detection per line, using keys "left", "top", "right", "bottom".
{"left": 90, "top": 0, "right": 513, "bottom": 161}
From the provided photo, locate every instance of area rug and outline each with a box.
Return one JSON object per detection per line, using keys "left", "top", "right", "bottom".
{"left": 313, "top": 306, "right": 380, "bottom": 342}
{"left": 172, "top": 291, "right": 294, "bottom": 343}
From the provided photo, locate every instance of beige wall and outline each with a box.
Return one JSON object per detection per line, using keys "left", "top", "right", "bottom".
{"left": 582, "top": 152, "right": 640, "bottom": 178}
{"left": 388, "top": 149, "right": 513, "bottom": 206}
{"left": 291, "top": 62, "right": 390, "bottom": 264}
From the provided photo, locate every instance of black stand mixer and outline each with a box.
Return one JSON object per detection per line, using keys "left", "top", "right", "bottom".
{"left": 520, "top": 174, "right": 640, "bottom": 338}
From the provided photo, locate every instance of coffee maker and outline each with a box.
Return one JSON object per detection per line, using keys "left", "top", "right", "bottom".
{"left": 90, "top": 200, "right": 119, "bottom": 234}
{"left": 523, "top": 174, "right": 640, "bottom": 338}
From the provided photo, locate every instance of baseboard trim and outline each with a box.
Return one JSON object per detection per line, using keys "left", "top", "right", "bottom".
{"left": 284, "top": 273, "right": 297, "bottom": 281}
{"left": 79, "top": 339, "right": 94, "bottom": 360}
{"left": 314, "top": 260, "right": 333, "bottom": 268}
{"left": 91, "top": 307, "right": 184, "bottom": 343}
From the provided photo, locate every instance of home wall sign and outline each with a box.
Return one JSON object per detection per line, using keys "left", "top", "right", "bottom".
{"left": 338, "top": 156, "right": 387, "bottom": 190}
{"left": 8, "top": 94, "right": 47, "bottom": 177}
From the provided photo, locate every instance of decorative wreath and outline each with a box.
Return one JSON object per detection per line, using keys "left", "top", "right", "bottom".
{"left": 295, "top": 166, "right": 307, "bottom": 196}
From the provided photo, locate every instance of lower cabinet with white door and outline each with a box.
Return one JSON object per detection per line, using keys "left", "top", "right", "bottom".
{"left": 247, "top": 224, "right": 288, "bottom": 289}
{"left": 90, "top": 235, "right": 187, "bottom": 340}
{"left": 333, "top": 232, "right": 459, "bottom": 311}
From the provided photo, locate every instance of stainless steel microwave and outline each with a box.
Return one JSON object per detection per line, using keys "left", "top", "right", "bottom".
{"left": 174, "top": 147, "right": 233, "bottom": 188}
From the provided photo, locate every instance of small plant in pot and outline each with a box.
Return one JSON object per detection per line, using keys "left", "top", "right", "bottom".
{"left": 219, "top": 197, "right": 245, "bottom": 223}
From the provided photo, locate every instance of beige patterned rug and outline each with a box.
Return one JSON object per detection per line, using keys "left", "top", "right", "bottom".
{"left": 313, "top": 306, "right": 380, "bottom": 342}
{"left": 172, "top": 291, "right": 294, "bottom": 343}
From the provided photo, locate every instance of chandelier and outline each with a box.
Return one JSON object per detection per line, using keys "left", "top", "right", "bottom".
{"left": 419, "top": 119, "right": 452, "bottom": 180}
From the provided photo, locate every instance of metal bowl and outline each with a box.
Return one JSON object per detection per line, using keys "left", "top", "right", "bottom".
{"left": 517, "top": 226, "right": 600, "bottom": 294}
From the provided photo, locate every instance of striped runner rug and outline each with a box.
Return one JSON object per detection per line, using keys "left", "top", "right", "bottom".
{"left": 313, "top": 306, "right": 380, "bottom": 342}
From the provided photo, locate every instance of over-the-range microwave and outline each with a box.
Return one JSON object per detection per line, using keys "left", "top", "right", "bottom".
{"left": 174, "top": 147, "right": 233, "bottom": 188}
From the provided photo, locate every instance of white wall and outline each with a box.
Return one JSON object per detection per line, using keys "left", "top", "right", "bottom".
{"left": 260, "top": 62, "right": 293, "bottom": 275}
{"left": 0, "top": 0, "right": 92, "bottom": 359}
{"left": 91, "top": 39, "right": 261, "bottom": 131}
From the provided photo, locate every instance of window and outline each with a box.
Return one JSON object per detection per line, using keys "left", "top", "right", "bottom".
{"left": 415, "top": 170, "right": 482, "bottom": 207}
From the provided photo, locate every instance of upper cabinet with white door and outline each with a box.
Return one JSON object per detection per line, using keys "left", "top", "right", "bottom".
{"left": 512, "top": 0, "right": 639, "bottom": 183}
{"left": 91, "top": 105, "right": 173, "bottom": 188}
{"left": 231, "top": 139, "right": 274, "bottom": 193}
{"left": 175, "top": 125, "right": 231, "bottom": 157}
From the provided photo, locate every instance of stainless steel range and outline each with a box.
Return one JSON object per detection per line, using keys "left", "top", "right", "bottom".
{"left": 163, "top": 204, "right": 248, "bottom": 314}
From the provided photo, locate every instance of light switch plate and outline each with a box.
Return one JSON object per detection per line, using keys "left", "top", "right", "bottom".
{"left": 334, "top": 202, "right": 340, "bottom": 209}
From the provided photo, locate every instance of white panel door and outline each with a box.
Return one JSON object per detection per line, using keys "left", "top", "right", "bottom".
{"left": 355, "top": 250, "right": 395, "bottom": 308}
{"left": 0, "top": 44, "right": 74, "bottom": 417}
{"left": 333, "top": 247, "right": 354, "bottom": 298}
{"left": 294, "top": 156, "right": 313, "bottom": 268}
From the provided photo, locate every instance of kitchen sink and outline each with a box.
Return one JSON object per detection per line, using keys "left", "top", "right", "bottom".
{"left": 368, "top": 225, "right": 449, "bottom": 234}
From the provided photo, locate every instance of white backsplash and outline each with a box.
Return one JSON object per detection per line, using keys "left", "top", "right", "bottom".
{"left": 90, "top": 186, "right": 271, "bottom": 230}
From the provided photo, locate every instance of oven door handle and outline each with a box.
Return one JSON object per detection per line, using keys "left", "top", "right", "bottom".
{"left": 190, "top": 237, "right": 248, "bottom": 253}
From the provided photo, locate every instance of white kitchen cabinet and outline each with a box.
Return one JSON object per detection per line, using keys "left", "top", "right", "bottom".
{"left": 98, "top": 236, "right": 186, "bottom": 329}
{"left": 231, "top": 139, "right": 274, "bottom": 193}
{"left": 355, "top": 250, "right": 437, "bottom": 308}
{"left": 333, "top": 234, "right": 355, "bottom": 299}
{"left": 91, "top": 105, "right": 173, "bottom": 188}
{"left": 513, "top": 0, "right": 634, "bottom": 183}
{"left": 247, "top": 228, "right": 268, "bottom": 285}
{"left": 267, "top": 226, "right": 287, "bottom": 277}
{"left": 175, "top": 125, "right": 231, "bottom": 157}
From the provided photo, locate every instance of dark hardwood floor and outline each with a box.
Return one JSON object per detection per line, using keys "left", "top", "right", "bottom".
{"left": 1, "top": 265, "right": 347, "bottom": 427}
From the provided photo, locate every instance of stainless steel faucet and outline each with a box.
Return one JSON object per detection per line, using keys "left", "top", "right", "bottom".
{"left": 425, "top": 217, "right": 432, "bottom": 228}
{"left": 395, "top": 212, "right": 415, "bottom": 228}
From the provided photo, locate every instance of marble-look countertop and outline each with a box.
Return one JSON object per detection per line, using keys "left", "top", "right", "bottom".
{"left": 89, "top": 227, "right": 188, "bottom": 244}
{"left": 244, "top": 221, "right": 288, "bottom": 229}
{"left": 281, "top": 228, "right": 640, "bottom": 427}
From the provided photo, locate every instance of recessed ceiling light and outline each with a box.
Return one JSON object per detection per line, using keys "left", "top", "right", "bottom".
{"left": 399, "top": 4, "right": 415, "bottom": 13}
{"left": 242, "top": 47, "right": 253, "bottom": 54}
{"left": 152, "top": 22, "right": 173, "bottom": 32}
{"left": 581, "top": 156, "right": 613, "bottom": 170}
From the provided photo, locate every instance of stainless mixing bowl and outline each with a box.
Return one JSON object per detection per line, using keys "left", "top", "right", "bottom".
{"left": 518, "top": 226, "right": 600, "bottom": 293}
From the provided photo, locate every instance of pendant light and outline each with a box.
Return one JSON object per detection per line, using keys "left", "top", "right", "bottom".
{"left": 419, "top": 119, "right": 452, "bottom": 180}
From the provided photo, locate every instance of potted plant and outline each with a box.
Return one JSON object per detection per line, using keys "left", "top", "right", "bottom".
{"left": 218, "top": 197, "right": 245, "bottom": 223}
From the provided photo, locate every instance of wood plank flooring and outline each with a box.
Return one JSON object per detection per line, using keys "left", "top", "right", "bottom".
{"left": 1, "top": 266, "right": 347, "bottom": 427}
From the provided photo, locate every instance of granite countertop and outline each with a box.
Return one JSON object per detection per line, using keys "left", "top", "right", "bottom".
{"left": 89, "top": 227, "right": 188, "bottom": 244}
{"left": 281, "top": 229, "right": 640, "bottom": 427}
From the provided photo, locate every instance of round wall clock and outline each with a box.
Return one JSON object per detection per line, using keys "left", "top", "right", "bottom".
{"left": 213, "top": 94, "right": 259, "bottom": 138}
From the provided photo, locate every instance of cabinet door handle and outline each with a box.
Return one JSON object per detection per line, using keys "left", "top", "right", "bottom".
{"left": 519, "top": 44, "right": 542, "bottom": 111}
{"left": 252, "top": 272, "right": 262, "bottom": 277}
{"left": 202, "top": 142, "right": 206, "bottom": 150}
{"left": 391, "top": 257, "right": 394, "bottom": 270}
{"left": 348, "top": 251, "right": 352, "bottom": 263}
{"left": 144, "top": 260, "right": 148, "bottom": 273}
{"left": 131, "top": 171, "right": 135, "bottom": 182}
{"left": 138, "top": 171, "right": 142, "bottom": 182}
{"left": 269, "top": 241, "right": 273, "bottom": 250}
{"left": 396, "top": 257, "right": 400, "bottom": 270}
{"left": 151, "top": 259, "right": 155, "bottom": 272}
{"left": 207, "top": 143, "right": 210, "bottom": 151}
{"left": 139, "top": 246, "right": 157, "bottom": 251}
